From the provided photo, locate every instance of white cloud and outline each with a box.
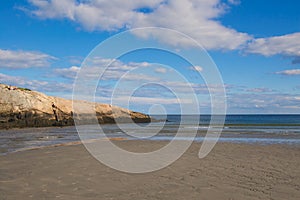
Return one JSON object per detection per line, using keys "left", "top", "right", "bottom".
{"left": 132, "top": 0, "right": 251, "bottom": 50}
{"left": 24, "top": 1, "right": 300, "bottom": 57}
{"left": 227, "top": 93, "right": 300, "bottom": 113}
{"left": 227, "top": 0, "right": 240, "bottom": 5}
{"left": 154, "top": 67, "right": 167, "bottom": 73}
{"left": 0, "top": 73, "right": 47, "bottom": 88}
{"left": 275, "top": 69, "right": 300, "bottom": 76}
{"left": 26, "top": 0, "right": 251, "bottom": 50}
{"left": 54, "top": 66, "right": 80, "bottom": 79}
{"left": 246, "top": 32, "right": 300, "bottom": 57}
{"left": 98, "top": 96, "right": 190, "bottom": 105}
{"left": 54, "top": 58, "right": 160, "bottom": 82}
{"left": 26, "top": 0, "right": 163, "bottom": 31}
{"left": 246, "top": 87, "right": 274, "bottom": 93}
{"left": 0, "top": 73, "right": 72, "bottom": 93}
{"left": 189, "top": 66, "right": 203, "bottom": 72}
{"left": 0, "top": 49, "right": 56, "bottom": 69}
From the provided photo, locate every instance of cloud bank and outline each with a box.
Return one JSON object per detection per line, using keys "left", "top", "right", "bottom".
{"left": 26, "top": 0, "right": 250, "bottom": 50}
{"left": 0, "top": 73, "right": 72, "bottom": 93}
{"left": 275, "top": 69, "right": 300, "bottom": 75}
{"left": 25, "top": 0, "right": 300, "bottom": 58}
{"left": 0, "top": 49, "right": 56, "bottom": 69}
{"left": 246, "top": 33, "right": 300, "bottom": 57}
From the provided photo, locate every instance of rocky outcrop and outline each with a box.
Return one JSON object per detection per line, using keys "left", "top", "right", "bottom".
{"left": 0, "top": 84, "right": 151, "bottom": 129}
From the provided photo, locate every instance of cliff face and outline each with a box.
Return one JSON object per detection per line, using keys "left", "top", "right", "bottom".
{"left": 0, "top": 84, "right": 151, "bottom": 129}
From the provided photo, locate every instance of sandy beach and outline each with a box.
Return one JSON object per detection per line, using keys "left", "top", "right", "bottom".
{"left": 1, "top": 141, "right": 299, "bottom": 200}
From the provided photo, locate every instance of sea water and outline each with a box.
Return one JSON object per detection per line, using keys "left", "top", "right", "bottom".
{"left": 0, "top": 115, "right": 299, "bottom": 154}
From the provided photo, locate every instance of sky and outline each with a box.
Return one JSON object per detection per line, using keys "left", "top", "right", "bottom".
{"left": 0, "top": 0, "right": 300, "bottom": 114}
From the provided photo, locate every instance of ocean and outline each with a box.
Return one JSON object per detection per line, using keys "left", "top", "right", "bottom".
{"left": 0, "top": 115, "right": 299, "bottom": 155}
{"left": 169, "top": 114, "right": 300, "bottom": 125}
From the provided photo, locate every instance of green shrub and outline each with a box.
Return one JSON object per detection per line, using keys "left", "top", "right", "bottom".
{"left": 17, "top": 87, "right": 31, "bottom": 91}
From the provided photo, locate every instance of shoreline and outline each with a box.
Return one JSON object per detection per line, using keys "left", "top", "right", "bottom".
{"left": 2, "top": 136, "right": 300, "bottom": 156}
{"left": 1, "top": 124, "right": 300, "bottom": 156}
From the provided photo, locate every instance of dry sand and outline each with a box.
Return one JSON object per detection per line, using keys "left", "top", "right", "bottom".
{"left": 0, "top": 141, "right": 299, "bottom": 200}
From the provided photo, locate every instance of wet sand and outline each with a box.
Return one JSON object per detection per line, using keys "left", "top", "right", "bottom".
{"left": 1, "top": 141, "right": 299, "bottom": 200}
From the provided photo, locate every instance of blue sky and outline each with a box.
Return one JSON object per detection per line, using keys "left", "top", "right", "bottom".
{"left": 0, "top": 0, "right": 299, "bottom": 114}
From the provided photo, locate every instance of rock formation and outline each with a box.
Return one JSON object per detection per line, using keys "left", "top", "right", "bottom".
{"left": 0, "top": 84, "right": 151, "bottom": 129}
